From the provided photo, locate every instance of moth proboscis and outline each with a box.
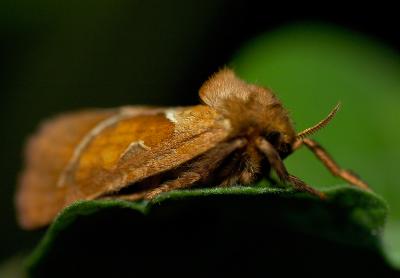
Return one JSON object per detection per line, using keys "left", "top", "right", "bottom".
{"left": 16, "top": 68, "right": 370, "bottom": 229}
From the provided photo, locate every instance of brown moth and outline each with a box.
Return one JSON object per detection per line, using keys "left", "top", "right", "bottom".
{"left": 16, "top": 68, "right": 370, "bottom": 229}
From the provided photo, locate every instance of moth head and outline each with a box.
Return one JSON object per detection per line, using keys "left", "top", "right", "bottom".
{"left": 263, "top": 102, "right": 341, "bottom": 158}
{"left": 199, "top": 68, "right": 297, "bottom": 155}
{"left": 262, "top": 130, "right": 294, "bottom": 158}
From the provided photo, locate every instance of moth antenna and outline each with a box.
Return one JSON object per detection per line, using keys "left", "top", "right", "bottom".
{"left": 297, "top": 102, "right": 341, "bottom": 139}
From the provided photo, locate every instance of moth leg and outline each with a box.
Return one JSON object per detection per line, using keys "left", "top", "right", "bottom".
{"left": 220, "top": 157, "right": 261, "bottom": 187}
{"left": 294, "top": 138, "right": 370, "bottom": 190}
{"left": 217, "top": 154, "right": 241, "bottom": 187}
{"left": 143, "top": 172, "right": 202, "bottom": 199}
{"left": 112, "top": 172, "right": 201, "bottom": 201}
{"left": 255, "top": 137, "right": 326, "bottom": 199}
{"left": 144, "top": 139, "right": 247, "bottom": 199}
{"left": 219, "top": 145, "right": 262, "bottom": 187}
{"left": 118, "top": 138, "right": 247, "bottom": 200}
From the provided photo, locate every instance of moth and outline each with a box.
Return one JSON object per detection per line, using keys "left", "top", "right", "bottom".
{"left": 16, "top": 68, "right": 369, "bottom": 229}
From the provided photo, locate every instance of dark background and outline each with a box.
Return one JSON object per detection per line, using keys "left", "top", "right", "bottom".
{"left": 0, "top": 0, "right": 399, "bottom": 263}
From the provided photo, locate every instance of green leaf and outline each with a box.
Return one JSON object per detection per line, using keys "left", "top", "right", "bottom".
{"left": 231, "top": 23, "right": 400, "bottom": 269}
{"left": 25, "top": 185, "right": 395, "bottom": 277}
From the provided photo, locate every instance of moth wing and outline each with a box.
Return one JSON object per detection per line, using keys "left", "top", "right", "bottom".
{"left": 17, "top": 107, "right": 163, "bottom": 229}
{"left": 68, "top": 105, "right": 231, "bottom": 202}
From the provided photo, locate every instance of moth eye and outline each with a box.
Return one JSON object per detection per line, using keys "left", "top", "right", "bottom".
{"left": 265, "top": 131, "right": 280, "bottom": 145}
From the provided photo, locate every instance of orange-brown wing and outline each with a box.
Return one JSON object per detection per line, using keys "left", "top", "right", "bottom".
{"left": 65, "top": 105, "right": 231, "bottom": 203}
{"left": 16, "top": 106, "right": 164, "bottom": 229}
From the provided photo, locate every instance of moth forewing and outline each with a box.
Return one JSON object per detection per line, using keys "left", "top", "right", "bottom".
{"left": 16, "top": 109, "right": 117, "bottom": 229}
{"left": 17, "top": 105, "right": 230, "bottom": 229}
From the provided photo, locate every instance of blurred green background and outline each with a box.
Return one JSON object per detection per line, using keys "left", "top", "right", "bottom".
{"left": 1, "top": 0, "right": 399, "bottom": 271}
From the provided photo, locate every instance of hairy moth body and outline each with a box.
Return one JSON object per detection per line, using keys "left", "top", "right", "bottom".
{"left": 16, "top": 68, "right": 369, "bottom": 229}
